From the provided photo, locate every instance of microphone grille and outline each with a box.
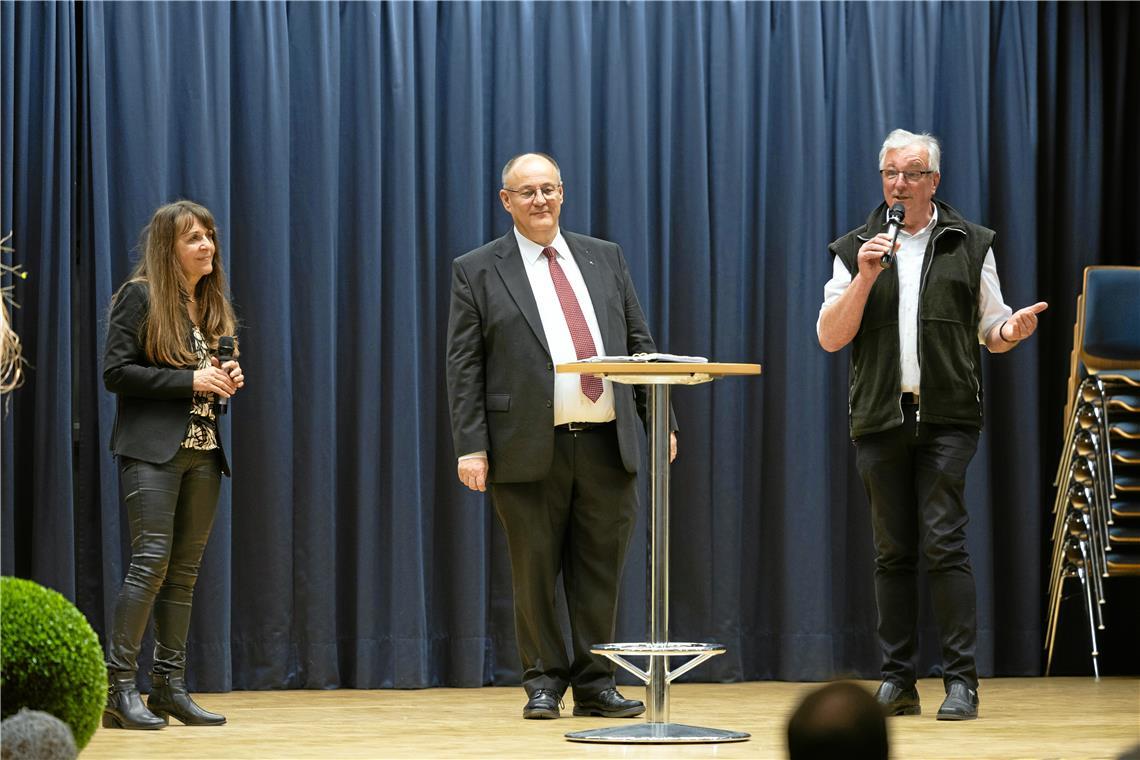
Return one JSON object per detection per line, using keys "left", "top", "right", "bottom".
{"left": 889, "top": 202, "right": 906, "bottom": 222}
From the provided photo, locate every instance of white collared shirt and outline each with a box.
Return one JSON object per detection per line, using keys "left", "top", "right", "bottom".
{"left": 817, "top": 205, "right": 1013, "bottom": 393}
{"left": 515, "top": 227, "right": 617, "bottom": 426}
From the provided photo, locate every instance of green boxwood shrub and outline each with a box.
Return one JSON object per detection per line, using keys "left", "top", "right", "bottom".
{"left": 1, "top": 577, "right": 106, "bottom": 749}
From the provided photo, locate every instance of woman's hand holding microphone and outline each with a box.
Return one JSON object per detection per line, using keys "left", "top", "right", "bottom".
{"left": 193, "top": 357, "right": 244, "bottom": 398}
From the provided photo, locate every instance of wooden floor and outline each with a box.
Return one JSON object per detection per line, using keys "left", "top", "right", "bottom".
{"left": 83, "top": 678, "right": 1139, "bottom": 759}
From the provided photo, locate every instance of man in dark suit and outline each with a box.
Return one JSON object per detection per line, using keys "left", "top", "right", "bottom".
{"left": 446, "top": 152, "right": 675, "bottom": 720}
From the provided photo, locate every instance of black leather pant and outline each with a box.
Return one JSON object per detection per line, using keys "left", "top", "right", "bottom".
{"left": 854, "top": 404, "right": 980, "bottom": 691}
{"left": 106, "top": 447, "right": 222, "bottom": 678}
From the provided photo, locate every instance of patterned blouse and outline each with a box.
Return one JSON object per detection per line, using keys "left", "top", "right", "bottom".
{"left": 182, "top": 325, "right": 219, "bottom": 451}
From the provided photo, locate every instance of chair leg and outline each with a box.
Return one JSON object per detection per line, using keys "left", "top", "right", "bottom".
{"left": 1075, "top": 455, "right": 1111, "bottom": 595}
{"left": 1076, "top": 526, "right": 1106, "bottom": 630}
{"left": 1044, "top": 564, "right": 1068, "bottom": 675}
{"left": 1055, "top": 379, "right": 1091, "bottom": 486}
{"left": 1089, "top": 382, "right": 1119, "bottom": 501}
{"left": 1050, "top": 466, "right": 1075, "bottom": 562}
{"left": 1076, "top": 563, "right": 1101, "bottom": 680}
{"left": 1049, "top": 479, "right": 1083, "bottom": 601}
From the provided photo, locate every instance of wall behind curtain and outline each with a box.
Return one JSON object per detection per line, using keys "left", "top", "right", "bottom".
{"left": 2, "top": 1, "right": 1136, "bottom": 690}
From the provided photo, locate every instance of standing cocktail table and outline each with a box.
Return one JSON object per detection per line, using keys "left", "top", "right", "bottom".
{"left": 557, "top": 361, "right": 761, "bottom": 744}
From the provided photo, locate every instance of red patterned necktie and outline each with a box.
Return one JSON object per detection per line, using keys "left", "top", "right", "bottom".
{"left": 542, "top": 247, "right": 603, "bottom": 402}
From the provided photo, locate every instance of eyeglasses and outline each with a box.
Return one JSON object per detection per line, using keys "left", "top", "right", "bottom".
{"left": 880, "top": 169, "right": 935, "bottom": 182}
{"left": 503, "top": 184, "right": 562, "bottom": 202}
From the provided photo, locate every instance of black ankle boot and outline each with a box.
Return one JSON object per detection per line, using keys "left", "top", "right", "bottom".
{"left": 147, "top": 672, "right": 226, "bottom": 726}
{"left": 103, "top": 673, "right": 167, "bottom": 730}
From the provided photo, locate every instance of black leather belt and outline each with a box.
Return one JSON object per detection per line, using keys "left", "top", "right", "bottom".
{"left": 901, "top": 392, "right": 919, "bottom": 406}
{"left": 554, "top": 421, "right": 614, "bottom": 433}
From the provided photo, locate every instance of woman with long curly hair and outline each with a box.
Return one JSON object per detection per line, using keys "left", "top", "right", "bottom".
{"left": 102, "top": 200, "right": 245, "bottom": 729}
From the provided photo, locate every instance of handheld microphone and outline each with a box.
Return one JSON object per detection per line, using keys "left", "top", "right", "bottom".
{"left": 880, "top": 203, "right": 906, "bottom": 269}
{"left": 215, "top": 336, "right": 235, "bottom": 415}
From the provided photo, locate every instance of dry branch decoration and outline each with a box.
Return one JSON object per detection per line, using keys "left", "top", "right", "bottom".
{"left": 1, "top": 230, "right": 28, "bottom": 395}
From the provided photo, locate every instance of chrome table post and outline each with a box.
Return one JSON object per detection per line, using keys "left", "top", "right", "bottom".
{"left": 565, "top": 373, "right": 751, "bottom": 744}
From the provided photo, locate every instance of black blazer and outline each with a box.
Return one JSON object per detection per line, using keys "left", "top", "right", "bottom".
{"left": 103, "top": 280, "right": 230, "bottom": 475}
{"left": 446, "top": 229, "right": 661, "bottom": 484}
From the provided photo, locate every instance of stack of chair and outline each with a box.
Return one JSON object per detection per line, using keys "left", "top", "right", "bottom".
{"left": 1045, "top": 265, "right": 1140, "bottom": 677}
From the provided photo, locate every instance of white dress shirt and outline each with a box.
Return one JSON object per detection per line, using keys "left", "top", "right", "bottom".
{"left": 515, "top": 227, "right": 617, "bottom": 426}
{"left": 817, "top": 206, "right": 1013, "bottom": 393}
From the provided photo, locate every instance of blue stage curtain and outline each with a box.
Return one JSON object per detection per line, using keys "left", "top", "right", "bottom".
{"left": 2, "top": 1, "right": 1135, "bottom": 689}
{"left": 1, "top": 1, "right": 78, "bottom": 598}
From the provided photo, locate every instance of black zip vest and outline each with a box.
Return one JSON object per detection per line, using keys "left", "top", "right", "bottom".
{"left": 829, "top": 200, "right": 995, "bottom": 438}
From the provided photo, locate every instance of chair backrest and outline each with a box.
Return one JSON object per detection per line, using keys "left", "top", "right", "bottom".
{"left": 1064, "top": 294, "right": 1085, "bottom": 425}
{"left": 1078, "top": 266, "right": 1140, "bottom": 372}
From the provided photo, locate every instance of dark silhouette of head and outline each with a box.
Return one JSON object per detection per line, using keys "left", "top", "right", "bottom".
{"left": 787, "top": 682, "right": 889, "bottom": 760}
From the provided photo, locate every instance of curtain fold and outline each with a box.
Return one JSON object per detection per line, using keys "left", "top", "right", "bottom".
{"left": 2, "top": 1, "right": 1136, "bottom": 690}
{"left": 1, "top": 0, "right": 77, "bottom": 598}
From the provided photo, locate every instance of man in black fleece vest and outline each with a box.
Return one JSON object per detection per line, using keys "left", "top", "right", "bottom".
{"left": 818, "top": 129, "right": 1047, "bottom": 721}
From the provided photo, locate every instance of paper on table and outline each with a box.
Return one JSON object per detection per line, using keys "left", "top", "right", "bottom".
{"left": 583, "top": 353, "right": 706, "bottom": 362}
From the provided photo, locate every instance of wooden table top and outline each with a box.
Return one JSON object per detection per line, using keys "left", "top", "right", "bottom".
{"left": 557, "top": 361, "right": 761, "bottom": 376}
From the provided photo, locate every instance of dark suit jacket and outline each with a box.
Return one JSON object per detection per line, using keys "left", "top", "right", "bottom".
{"left": 446, "top": 229, "right": 661, "bottom": 484}
{"left": 103, "top": 280, "right": 230, "bottom": 475}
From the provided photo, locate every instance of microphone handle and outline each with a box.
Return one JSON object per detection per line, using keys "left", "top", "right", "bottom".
{"left": 880, "top": 224, "right": 903, "bottom": 269}
{"left": 215, "top": 347, "right": 235, "bottom": 415}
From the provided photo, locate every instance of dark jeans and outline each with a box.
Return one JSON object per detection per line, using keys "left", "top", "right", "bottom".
{"left": 854, "top": 405, "right": 980, "bottom": 691}
{"left": 106, "top": 447, "right": 222, "bottom": 678}
{"left": 490, "top": 424, "right": 638, "bottom": 700}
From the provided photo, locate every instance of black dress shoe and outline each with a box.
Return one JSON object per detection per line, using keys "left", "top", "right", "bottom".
{"left": 937, "top": 682, "right": 979, "bottom": 721}
{"left": 874, "top": 681, "right": 921, "bottom": 716}
{"left": 523, "top": 689, "right": 561, "bottom": 719}
{"left": 572, "top": 688, "right": 645, "bottom": 718}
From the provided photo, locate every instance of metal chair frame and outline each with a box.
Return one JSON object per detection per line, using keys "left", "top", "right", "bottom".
{"left": 1046, "top": 266, "right": 1140, "bottom": 677}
